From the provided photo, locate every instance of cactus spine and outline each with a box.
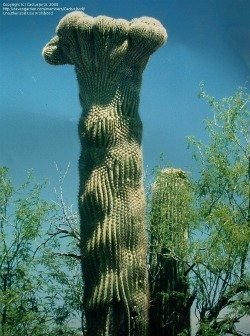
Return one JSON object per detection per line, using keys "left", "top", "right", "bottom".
{"left": 149, "top": 168, "right": 192, "bottom": 336}
{"left": 42, "top": 11, "right": 167, "bottom": 335}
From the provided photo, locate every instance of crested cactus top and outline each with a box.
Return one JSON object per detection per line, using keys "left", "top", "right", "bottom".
{"left": 42, "top": 11, "right": 167, "bottom": 67}
{"left": 42, "top": 11, "right": 167, "bottom": 106}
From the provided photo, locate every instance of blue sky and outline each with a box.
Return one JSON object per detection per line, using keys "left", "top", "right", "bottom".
{"left": 1, "top": 0, "right": 249, "bottom": 204}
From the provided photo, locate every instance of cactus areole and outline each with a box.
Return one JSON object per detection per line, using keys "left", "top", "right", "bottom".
{"left": 42, "top": 11, "right": 167, "bottom": 335}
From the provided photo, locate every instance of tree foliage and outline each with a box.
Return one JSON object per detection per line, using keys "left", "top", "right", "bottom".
{"left": 0, "top": 167, "right": 83, "bottom": 336}
{"left": 188, "top": 88, "right": 250, "bottom": 335}
{"left": 149, "top": 88, "right": 250, "bottom": 336}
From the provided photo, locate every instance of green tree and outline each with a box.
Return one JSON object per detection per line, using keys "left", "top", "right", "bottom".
{"left": 148, "top": 88, "right": 250, "bottom": 336}
{"left": 187, "top": 88, "right": 250, "bottom": 335}
{"left": 0, "top": 167, "right": 83, "bottom": 336}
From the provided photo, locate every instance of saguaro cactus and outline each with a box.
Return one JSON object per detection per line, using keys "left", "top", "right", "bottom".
{"left": 42, "top": 11, "right": 167, "bottom": 335}
{"left": 149, "top": 168, "right": 192, "bottom": 336}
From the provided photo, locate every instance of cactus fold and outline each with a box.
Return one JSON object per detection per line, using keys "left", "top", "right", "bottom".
{"left": 42, "top": 11, "right": 167, "bottom": 335}
{"left": 149, "top": 168, "right": 192, "bottom": 336}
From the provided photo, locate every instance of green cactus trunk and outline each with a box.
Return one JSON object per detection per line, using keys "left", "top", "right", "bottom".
{"left": 78, "top": 86, "right": 147, "bottom": 336}
{"left": 149, "top": 169, "right": 192, "bottom": 336}
{"left": 42, "top": 11, "right": 167, "bottom": 336}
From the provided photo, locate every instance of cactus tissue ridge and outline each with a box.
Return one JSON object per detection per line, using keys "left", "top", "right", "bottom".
{"left": 42, "top": 11, "right": 167, "bottom": 335}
